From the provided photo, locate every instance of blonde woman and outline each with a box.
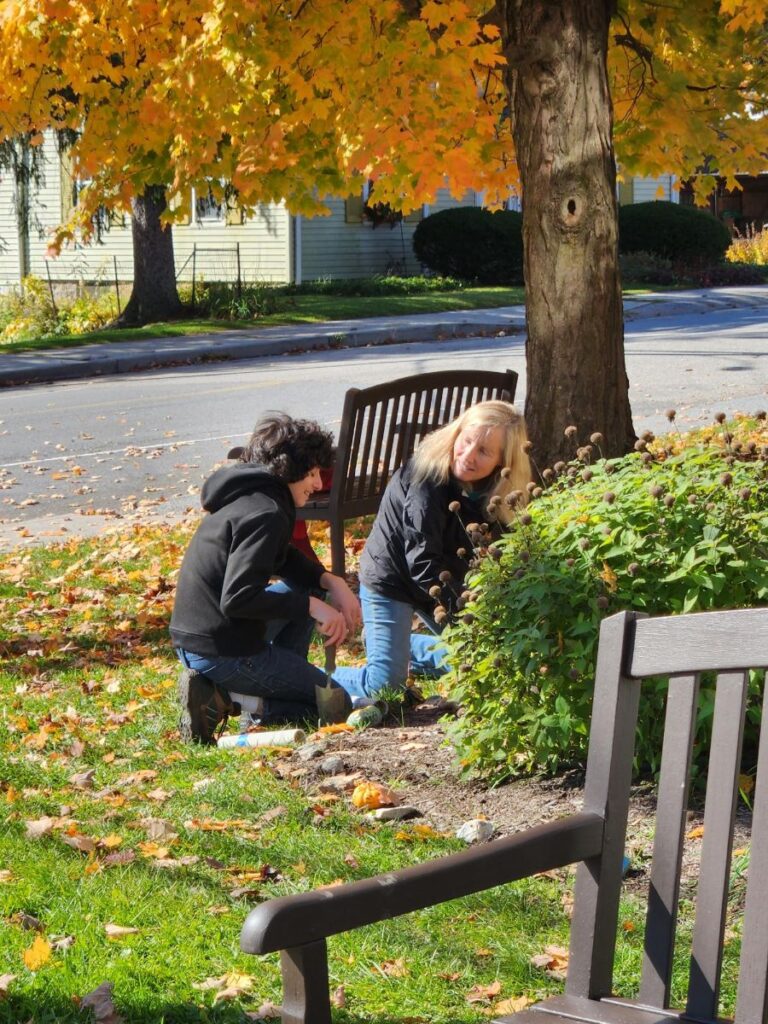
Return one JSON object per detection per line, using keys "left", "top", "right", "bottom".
{"left": 334, "top": 401, "right": 531, "bottom": 701}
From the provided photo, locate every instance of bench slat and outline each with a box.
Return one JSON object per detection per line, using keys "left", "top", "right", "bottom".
{"left": 640, "top": 673, "right": 700, "bottom": 1007}
{"left": 735, "top": 670, "right": 768, "bottom": 1024}
{"left": 629, "top": 609, "right": 768, "bottom": 678}
{"left": 687, "top": 671, "right": 748, "bottom": 1019}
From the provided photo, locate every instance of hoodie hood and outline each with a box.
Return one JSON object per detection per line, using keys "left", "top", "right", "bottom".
{"left": 201, "top": 463, "right": 293, "bottom": 514}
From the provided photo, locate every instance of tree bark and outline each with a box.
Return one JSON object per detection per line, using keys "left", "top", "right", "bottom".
{"left": 115, "top": 184, "right": 183, "bottom": 326}
{"left": 502, "top": 0, "right": 636, "bottom": 466}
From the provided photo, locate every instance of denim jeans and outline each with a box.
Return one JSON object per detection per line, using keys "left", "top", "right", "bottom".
{"left": 176, "top": 581, "right": 327, "bottom": 724}
{"left": 332, "top": 583, "right": 447, "bottom": 700}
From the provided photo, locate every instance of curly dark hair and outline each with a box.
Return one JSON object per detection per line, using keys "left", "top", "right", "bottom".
{"left": 240, "top": 412, "right": 334, "bottom": 482}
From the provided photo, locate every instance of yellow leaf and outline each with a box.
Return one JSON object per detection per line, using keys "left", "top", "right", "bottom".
{"left": 22, "top": 934, "right": 52, "bottom": 970}
{"left": 686, "top": 825, "right": 705, "bottom": 840}
{"left": 351, "top": 781, "right": 397, "bottom": 809}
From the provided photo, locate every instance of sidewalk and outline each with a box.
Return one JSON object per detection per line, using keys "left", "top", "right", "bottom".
{"left": 2, "top": 285, "right": 768, "bottom": 387}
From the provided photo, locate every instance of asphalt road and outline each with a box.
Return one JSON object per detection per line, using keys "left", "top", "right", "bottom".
{"left": 1, "top": 305, "right": 766, "bottom": 549}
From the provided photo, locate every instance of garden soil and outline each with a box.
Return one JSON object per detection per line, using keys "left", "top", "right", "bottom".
{"left": 278, "top": 698, "right": 750, "bottom": 894}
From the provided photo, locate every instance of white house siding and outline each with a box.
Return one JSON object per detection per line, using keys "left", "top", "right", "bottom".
{"left": 299, "top": 189, "right": 482, "bottom": 280}
{"left": 618, "top": 174, "right": 679, "bottom": 205}
{"left": 0, "top": 134, "right": 292, "bottom": 288}
{"left": 0, "top": 172, "right": 21, "bottom": 288}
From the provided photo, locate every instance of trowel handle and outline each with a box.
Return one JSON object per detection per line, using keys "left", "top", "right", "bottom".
{"left": 324, "top": 642, "right": 337, "bottom": 677}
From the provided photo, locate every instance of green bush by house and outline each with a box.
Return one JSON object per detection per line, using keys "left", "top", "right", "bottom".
{"left": 618, "top": 201, "right": 732, "bottom": 265}
{"left": 441, "top": 416, "right": 768, "bottom": 783}
{"left": 412, "top": 207, "right": 524, "bottom": 285}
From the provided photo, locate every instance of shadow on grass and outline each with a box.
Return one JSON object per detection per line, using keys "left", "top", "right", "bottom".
{"left": 0, "top": 994, "right": 253, "bottom": 1023}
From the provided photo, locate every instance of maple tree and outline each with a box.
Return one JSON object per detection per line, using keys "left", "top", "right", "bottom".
{"left": 0, "top": 0, "right": 766, "bottom": 458}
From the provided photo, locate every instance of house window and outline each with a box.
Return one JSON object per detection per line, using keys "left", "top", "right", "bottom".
{"left": 194, "top": 187, "right": 224, "bottom": 223}
{"left": 59, "top": 152, "right": 125, "bottom": 229}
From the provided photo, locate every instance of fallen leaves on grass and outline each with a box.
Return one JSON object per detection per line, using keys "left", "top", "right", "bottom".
{"left": 0, "top": 974, "right": 16, "bottom": 997}
{"left": 22, "top": 934, "right": 52, "bottom": 970}
{"left": 79, "top": 981, "right": 124, "bottom": 1023}
{"left": 104, "top": 923, "right": 140, "bottom": 939}
{"left": 686, "top": 825, "right": 705, "bottom": 840}
{"left": 492, "top": 995, "right": 534, "bottom": 1015}
{"left": 331, "top": 984, "right": 346, "bottom": 1008}
{"left": 246, "top": 1000, "right": 282, "bottom": 1019}
{"left": 193, "top": 971, "right": 255, "bottom": 1003}
{"left": 465, "top": 980, "right": 501, "bottom": 1003}
{"left": 376, "top": 958, "right": 409, "bottom": 977}
{"left": 530, "top": 944, "right": 569, "bottom": 979}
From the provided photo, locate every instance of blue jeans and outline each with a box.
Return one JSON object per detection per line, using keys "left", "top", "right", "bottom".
{"left": 332, "top": 584, "right": 447, "bottom": 700}
{"left": 176, "top": 581, "right": 327, "bottom": 724}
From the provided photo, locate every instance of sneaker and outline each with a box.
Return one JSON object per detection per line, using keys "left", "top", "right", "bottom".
{"left": 239, "top": 701, "right": 265, "bottom": 733}
{"left": 178, "top": 668, "right": 236, "bottom": 745}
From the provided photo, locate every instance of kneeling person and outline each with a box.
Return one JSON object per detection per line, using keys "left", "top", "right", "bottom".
{"left": 170, "top": 413, "right": 360, "bottom": 744}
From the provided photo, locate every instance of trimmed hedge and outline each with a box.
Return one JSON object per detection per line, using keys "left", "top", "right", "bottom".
{"left": 618, "top": 201, "right": 731, "bottom": 265}
{"left": 412, "top": 207, "right": 524, "bottom": 285}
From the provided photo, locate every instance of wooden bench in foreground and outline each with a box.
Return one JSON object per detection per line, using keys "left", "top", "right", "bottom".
{"left": 241, "top": 606, "right": 768, "bottom": 1024}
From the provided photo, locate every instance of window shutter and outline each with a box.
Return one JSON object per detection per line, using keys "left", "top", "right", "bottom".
{"left": 59, "top": 150, "right": 75, "bottom": 222}
{"left": 345, "top": 193, "right": 364, "bottom": 223}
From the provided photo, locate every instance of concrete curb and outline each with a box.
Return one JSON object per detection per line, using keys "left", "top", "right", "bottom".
{"left": 2, "top": 286, "right": 767, "bottom": 388}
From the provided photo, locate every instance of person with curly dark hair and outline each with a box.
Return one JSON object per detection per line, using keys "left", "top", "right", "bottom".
{"left": 170, "top": 412, "right": 361, "bottom": 744}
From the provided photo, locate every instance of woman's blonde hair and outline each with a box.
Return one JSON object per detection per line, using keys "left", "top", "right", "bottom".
{"left": 411, "top": 400, "right": 531, "bottom": 525}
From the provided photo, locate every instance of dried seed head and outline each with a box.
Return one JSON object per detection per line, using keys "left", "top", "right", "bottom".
{"left": 723, "top": 431, "right": 733, "bottom": 445}
{"left": 724, "top": 454, "right": 736, "bottom": 466}
{"left": 439, "top": 569, "right": 453, "bottom": 582}
{"left": 650, "top": 484, "right": 664, "bottom": 498}
{"left": 488, "top": 495, "right": 502, "bottom": 508}
{"left": 526, "top": 481, "right": 537, "bottom": 494}
{"left": 456, "top": 596, "right": 466, "bottom": 610}
{"left": 553, "top": 461, "right": 566, "bottom": 474}
{"left": 582, "top": 469, "right": 593, "bottom": 482}
{"left": 578, "top": 537, "right": 590, "bottom": 551}
{"left": 466, "top": 522, "right": 479, "bottom": 533}
{"left": 565, "top": 558, "right": 576, "bottom": 568}
{"left": 564, "top": 425, "right": 578, "bottom": 438}
{"left": 642, "top": 452, "right": 654, "bottom": 464}
{"left": 627, "top": 562, "right": 640, "bottom": 576}
{"left": 601, "top": 525, "right": 612, "bottom": 536}
{"left": 605, "top": 463, "right": 616, "bottom": 475}
{"left": 566, "top": 466, "right": 578, "bottom": 478}
{"left": 746, "top": 441, "right": 757, "bottom": 454}
{"left": 663, "top": 494, "right": 675, "bottom": 508}
{"left": 434, "top": 608, "right": 448, "bottom": 625}
{"left": 687, "top": 494, "right": 697, "bottom": 505}
{"left": 732, "top": 441, "right": 742, "bottom": 453}
{"left": 756, "top": 410, "right": 767, "bottom": 421}
{"left": 634, "top": 439, "right": 647, "bottom": 452}
{"left": 448, "top": 500, "right": 461, "bottom": 513}
{"left": 429, "top": 584, "right": 442, "bottom": 598}
{"left": 520, "top": 513, "right": 533, "bottom": 526}
{"left": 514, "top": 567, "right": 526, "bottom": 579}
{"left": 488, "top": 545, "right": 502, "bottom": 561}
{"left": 519, "top": 550, "right": 530, "bottom": 563}
{"left": 715, "top": 412, "right": 726, "bottom": 424}
{"left": 720, "top": 472, "right": 733, "bottom": 487}
{"left": 542, "top": 468, "right": 555, "bottom": 481}
{"left": 597, "top": 596, "right": 609, "bottom": 610}
{"left": 493, "top": 656, "right": 504, "bottom": 669}
{"left": 461, "top": 590, "right": 472, "bottom": 601}
{"left": 641, "top": 430, "right": 655, "bottom": 443}
{"left": 500, "top": 466, "right": 512, "bottom": 479}
{"left": 462, "top": 613, "right": 475, "bottom": 625}
{"left": 706, "top": 501, "right": 716, "bottom": 511}
{"left": 740, "top": 487, "right": 752, "bottom": 501}
{"left": 531, "top": 486, "right": 543, "bottom": 499}
{"left": 522, "top": 441, "right": 534, "bottom": 453}
{"left": 569, "top": 669, "right": 580, "bottom": 681}
{"left": 459, "top": 662, "right": 472, "bottom": 673}
{"left": 590, "top": 432, "right": 604, "bottom": 445}
{"left": 456, "top": 547, "right": 467, "bottom": 558}
{"left": 665, "top": 409, "right": 676, "bottom": 422}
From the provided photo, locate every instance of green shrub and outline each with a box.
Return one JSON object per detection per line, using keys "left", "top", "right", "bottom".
{"left": 619, "top": 250, "right": 677, "bottom": 286}
{"left": 282, "top": 274, "right": 465, "bottom": 296}
{"left": 619, "top": 201, "right": 731, "bottom": 265}
{"left": 412, "top": 208, "right": 524, "bottom": 285}
{"left": 189, "top": 280, "right": 280, "bottom": 319}
{"left": 0, "top": 277, "right": 118, "bottom": 342}
{"left": 442, "top": 416, "right": 768, "bottom": 782}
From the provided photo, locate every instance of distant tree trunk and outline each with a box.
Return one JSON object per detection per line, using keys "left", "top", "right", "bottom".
{"left": 115, "top": 184, "right": 183, "bottom": 326}
{"left": 503, "top": 0, "right": 636, "bottom": 466}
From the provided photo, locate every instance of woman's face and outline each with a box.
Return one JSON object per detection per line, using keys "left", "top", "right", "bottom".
{"left": 288, "top": 466, "right": 323, "bottom": 507}
{"left": 452, "top": 425, "right": 505, "bottom": 484}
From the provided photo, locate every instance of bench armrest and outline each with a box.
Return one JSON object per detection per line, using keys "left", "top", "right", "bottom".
{"left": 241, "top": 811, "right": 603, "bottom": 955}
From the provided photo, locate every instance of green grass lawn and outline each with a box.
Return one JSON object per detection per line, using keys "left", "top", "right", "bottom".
{"left": 0, "top": 523, "right": 744, "bottom": 1022}
{"left": 0, "top": 287, "right": 526, "bottom": 356}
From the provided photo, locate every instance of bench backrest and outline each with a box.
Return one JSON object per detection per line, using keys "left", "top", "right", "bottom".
{"left": 328, "top": 368, "right": 518, "bottom": 519}
{"left": 568, "top": 607, "right": 768, "bottom": 1022}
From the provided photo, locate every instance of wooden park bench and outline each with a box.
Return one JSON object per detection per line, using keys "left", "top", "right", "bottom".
{"left": 298, "top": 368, "right": 518, "bottom": 576}
{"left": 241, "top": 606, "right": 768, "bottom": 1024}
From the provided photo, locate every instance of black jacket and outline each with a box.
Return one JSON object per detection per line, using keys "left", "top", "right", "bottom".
{"left": 169, "top": 464, "right": 324, "bottom": 657}
{"left": 359, "top": 461, "right": 491, "bottom": 613}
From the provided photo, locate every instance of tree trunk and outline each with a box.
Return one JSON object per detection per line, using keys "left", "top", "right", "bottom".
{"left": 115, "top": 184, "right": 183, "bottom": 326}
{"left": 503, "top": 0, "right": 636, "bottom": 466}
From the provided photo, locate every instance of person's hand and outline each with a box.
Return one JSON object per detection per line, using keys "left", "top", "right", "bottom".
{"left": 309, "top": 595, "right": 347, "bottom": 646}
{"left": 320, "top": 573, "right": 362, "bottom": 631}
